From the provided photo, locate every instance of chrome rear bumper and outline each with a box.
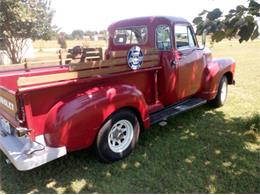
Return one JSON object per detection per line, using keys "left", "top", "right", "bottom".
{"left": 0, "top": 133, "right": 66, "bottom": 171}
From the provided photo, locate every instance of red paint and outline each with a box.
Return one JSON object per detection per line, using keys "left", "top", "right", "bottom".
{"left": 0, "top": 16, "right": 235, "bottom": 151}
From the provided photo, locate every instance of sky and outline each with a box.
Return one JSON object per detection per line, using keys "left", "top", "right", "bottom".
{"left": 51, "top": 0, "right": 249, "bottom": 33}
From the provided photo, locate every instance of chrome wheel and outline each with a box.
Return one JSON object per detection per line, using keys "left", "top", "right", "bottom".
{"left": 108, "top": 120, "right": 134, "bottom": 153}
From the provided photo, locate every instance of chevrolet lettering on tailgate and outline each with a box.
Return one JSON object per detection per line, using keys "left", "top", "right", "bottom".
{"left": 0, "top": 96, "right": 15, "bottom": 111}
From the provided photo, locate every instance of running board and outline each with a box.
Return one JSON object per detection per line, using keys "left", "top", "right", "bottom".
{"left": 150, "top": 98, "right": 207, "bottom": 125}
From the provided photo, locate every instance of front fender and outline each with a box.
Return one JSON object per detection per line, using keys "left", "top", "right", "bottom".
{"left": 44, "top": 85, "right": 149, "bottom": 151}
{"left": 199, "top": 58, "right": 236, "bottom": 100}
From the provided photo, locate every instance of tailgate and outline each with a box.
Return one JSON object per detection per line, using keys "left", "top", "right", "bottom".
{"left": 0, "top": 70, "right": 20, "bottom": 125}
{"left": 0, "top": 65, "right": 69, "bottom": 126}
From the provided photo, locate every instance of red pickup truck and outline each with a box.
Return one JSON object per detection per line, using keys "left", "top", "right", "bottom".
{"left": 0, "top": 16, "right": 235, "bottom": 171}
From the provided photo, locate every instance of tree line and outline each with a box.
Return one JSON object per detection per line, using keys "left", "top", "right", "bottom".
{"left": 62, "top": 30, "right": 107, "bottom": 40}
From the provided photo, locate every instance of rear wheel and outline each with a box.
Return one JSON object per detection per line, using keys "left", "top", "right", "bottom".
{"left": 209, "top": 76, "right": 228, "bottom": 107}
{"left": 96, "top": 109, "right": 140, "bottom": 162}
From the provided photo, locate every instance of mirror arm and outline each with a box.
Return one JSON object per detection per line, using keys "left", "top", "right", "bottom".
{"left": 197, "top": 45, "right": 205, "bottom": 50}
{"left": 197, "top": 29, "right": 207, "bottom": 50}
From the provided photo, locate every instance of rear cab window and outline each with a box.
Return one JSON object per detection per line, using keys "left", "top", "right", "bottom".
{"left": 156, "top": 25, "right": 172, "bottom": 51}
{"left": 113, "top": 26, "right": 148, "bottom": 45}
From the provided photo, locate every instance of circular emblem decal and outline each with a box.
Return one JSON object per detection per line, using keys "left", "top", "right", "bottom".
{"left": 127, "top": 46, "right": 144, "bottom": 70}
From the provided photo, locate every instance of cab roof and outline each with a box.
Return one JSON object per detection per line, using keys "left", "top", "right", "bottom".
{"left": 108, "top": 16, "right": 190, "bottom": 30}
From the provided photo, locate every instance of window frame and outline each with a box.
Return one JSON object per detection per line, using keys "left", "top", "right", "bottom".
{"left": 113, "top": 25, "right": 148, "bottom": 46}
{"left": 174, "top": 24, "right": 197, "bottom": 51}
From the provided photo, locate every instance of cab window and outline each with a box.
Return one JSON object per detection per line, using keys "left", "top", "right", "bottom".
{"left": 114, "top": 26, "right": 148, "bottom": 45}
{"left": 175, "top": 25, "right": 196, "bottom": 50}
{"left": 156, "top": 25, "right": 172, "bottom": 51}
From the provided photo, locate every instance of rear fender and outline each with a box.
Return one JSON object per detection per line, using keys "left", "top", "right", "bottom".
{"left": 44, "top": 85, "right": 149, "bottom": 151}
{"left": 199, "top": 58, "right": 235, "bottom": 100}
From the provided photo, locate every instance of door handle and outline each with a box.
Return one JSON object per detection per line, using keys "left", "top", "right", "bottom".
{"left": 171, "top": 60, "right": 177, "bottom": 67}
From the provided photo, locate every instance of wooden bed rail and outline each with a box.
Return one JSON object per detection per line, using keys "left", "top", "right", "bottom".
{"left": 0, "top": 50, "right": 71, "bottom": 71}
{"left": 1, "top": 48, "right": 161, "bottom": 87}
{"left": 0, "top": 48, "right": 103, "bottom": 71}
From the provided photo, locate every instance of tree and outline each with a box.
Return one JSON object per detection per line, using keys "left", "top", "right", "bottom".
{"left": 0, "top": 0, "right": 54, "bottom": 63}
{"left": 193, "top": 0, "right": 260, "bottom": 43}
{"left": 99, "top": 30, "right": 107, "bottom": 36}
{"left": 85, "top": 30, "right": 95, "bottom": 37}
{"left": 71, "top": 30, "right": 84, "bottom": 40}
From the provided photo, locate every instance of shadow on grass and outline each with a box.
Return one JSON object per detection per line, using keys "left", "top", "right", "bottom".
{"left": 0, "top": 106, "right": 259, "bottom": 193}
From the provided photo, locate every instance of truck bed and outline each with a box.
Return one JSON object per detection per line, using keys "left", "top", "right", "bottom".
{"left": 0, "top": 65, "right": 69, "bottom": 92}
{"left": 0, "top": 48, "right": 160, "bottom": 138}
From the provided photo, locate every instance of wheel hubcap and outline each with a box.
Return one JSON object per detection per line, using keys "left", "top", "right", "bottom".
{"left": 108, "top": 120, "right": 134, "bottom": 153}
{"left": 220, "top": 80, "right": 227, "bottom": 103}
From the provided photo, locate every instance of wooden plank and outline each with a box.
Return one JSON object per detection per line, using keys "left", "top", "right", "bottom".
{"left": 144, "top": 54, "right": 159, "bottom": 61}
{"left": 111, "top": 48, "right": 158, "bottom": 58}
{"left": 0, "top": 88, "right": 17, "bottom": 117}
{"left": 18, "top": 66, "right": 129, "bottom": 87}
{"left": 0, "top": 53, "right": 159, "bottom": 72}
{"left": 27, "top": 59, "right": 70, "bottom": 67}
{"left": 27, "top": 63, "right": 61, "bottom": 69}
{"left": 69, "top": 54, "right": 159, "bottom": 71}
{"left": 0, "top": 57, "right": 74, "bottom": 71}
{"left": 86, "top": 51, "right": 101, "bottom": 54}
{"left": 85, "top": 56, "right": 102, "bottom": 60}
{"left": 28, "top": 59, "right": 61, "bottom": 65}
{"left": 110, "top": 50, "right": 127, "bottom": 58}
{"left": 18, "top": 61, "right": 160, "bottom": 87}
{"left": 141, "top": 60, "right": 159, "bottom": 68}
{"left": 0, "top": 64, "right": 25, "bottom": 72}
{"left": 25, "top": 55, "right": 59, "bottom": 62}
{"left": 0, "top": 53, "right": 71, "bottom": 71}
{"left": 69, "top": 58, "right": 127, "bottom": 71}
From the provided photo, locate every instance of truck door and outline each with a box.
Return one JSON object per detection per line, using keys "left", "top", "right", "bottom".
{"left": 173, "top": 24, "right": 204, "bottom": 100}
{"left": 156, "top": 24, "right": 179, "bottom": 105}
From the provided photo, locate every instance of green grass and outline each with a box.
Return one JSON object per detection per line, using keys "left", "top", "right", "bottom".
{"left": 0, "top": 40, "right": 260, "bottom": 193}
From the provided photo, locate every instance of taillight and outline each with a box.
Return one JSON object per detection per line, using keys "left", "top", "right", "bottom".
{"left": 15, "top": 96, "right": 26, "bottom": 124}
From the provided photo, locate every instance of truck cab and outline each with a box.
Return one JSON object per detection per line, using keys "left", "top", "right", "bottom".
{"left": 107, "top": 16, "right": 222, "bottom": 106}
{"left": 0, "top": 16, "right": 235, "bottom": 171}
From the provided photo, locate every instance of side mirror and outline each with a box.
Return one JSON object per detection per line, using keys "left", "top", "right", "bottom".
{"left": 200, "top": 29, "right": 207, "bottom": 50}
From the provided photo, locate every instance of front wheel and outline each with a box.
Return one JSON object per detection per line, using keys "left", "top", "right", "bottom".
{"left": 208, "top": 76, "right": 228, "bottom": 107}
{"left": 96, "top": 109, "right": 140, "bottom": 163}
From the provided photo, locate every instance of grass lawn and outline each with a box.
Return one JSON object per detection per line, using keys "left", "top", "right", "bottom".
{"left": 0, "top": 40, "right": 259, "bottom": 193}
